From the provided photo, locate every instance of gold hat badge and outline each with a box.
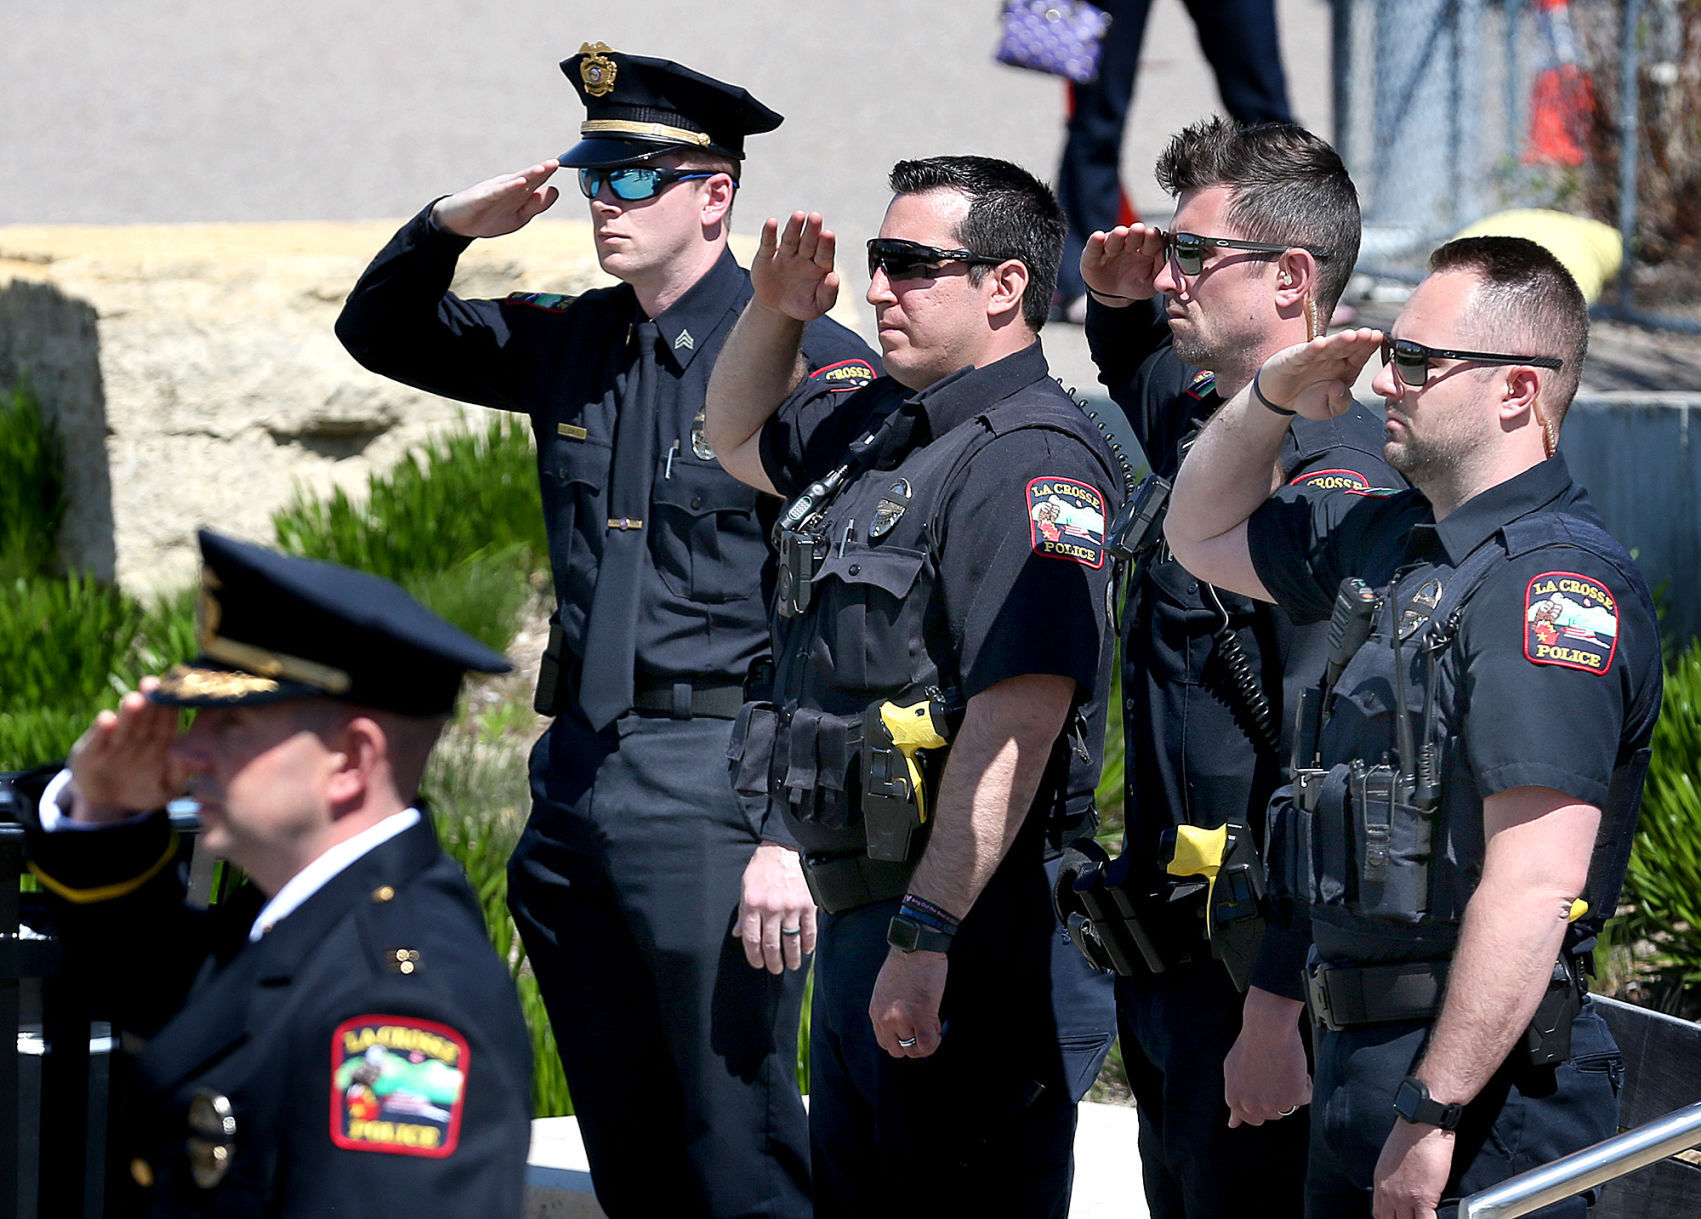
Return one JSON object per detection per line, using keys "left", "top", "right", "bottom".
{"left": 579, "top": 42, "right": 618, "bottom": 97}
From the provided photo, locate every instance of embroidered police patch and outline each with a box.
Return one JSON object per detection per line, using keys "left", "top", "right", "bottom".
{"left": 503, "top": 291, "right": 572, "bottom": 312}
{"left": 1027, "top": 478, "right": 1106, "bottom": 568}
{"left": 1288, "top": 468, "right": 1372, "bottom": 493}
{"left": 809, "top": 359, "right": 877, "bottom": 393}
{"left": 1525, "top": 572, "right": 1618, "bottom": 674}
{"left": 330, "top": 1016, "right": 468, "bottom": 1157}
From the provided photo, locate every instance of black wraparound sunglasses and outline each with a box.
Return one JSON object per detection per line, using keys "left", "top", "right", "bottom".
{"left": 1380, "top": 336, "right": 1563, "bottom": 387}
{"left": 1165, "top": 231, "right": 1332, "bottom": 277}
{"left": 867, "top": 238, "right": 1006, "bottom": 281}
{"left": 577, "top": 166, "right": 729, "bottom": 202}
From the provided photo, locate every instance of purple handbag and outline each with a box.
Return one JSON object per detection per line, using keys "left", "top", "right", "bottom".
{"left": 994, "top": 0, "right": 1114, "bottom": 84}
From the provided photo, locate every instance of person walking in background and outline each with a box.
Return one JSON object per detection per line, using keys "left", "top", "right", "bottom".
{"left": 1053, "top": 0, "right": 1293, "bottom": 320}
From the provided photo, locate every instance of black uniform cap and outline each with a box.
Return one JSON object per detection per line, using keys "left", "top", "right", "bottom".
{"left": 557, "top": 43, "right": 782, "bottom": 168}
{"left": 150, "top": 531, "right": 511, "bottom": 717}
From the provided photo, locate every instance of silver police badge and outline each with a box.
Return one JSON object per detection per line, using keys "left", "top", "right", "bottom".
{"left": 690, "top": 408, "right": 715, "bottom": 460}
{"left": 186, "top": 1089, "right": 237, "bottom": 1189}
{"left": 1398, "top": 578, "right": 1443, "bottom": 639}
{"left": 868, "top": 479, "right": 912, "bottom": 538}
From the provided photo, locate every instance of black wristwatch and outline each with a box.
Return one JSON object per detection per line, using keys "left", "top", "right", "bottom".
{"left": 886, "top": 913, "right": 954, "bottom": 955}
{"left": 1392, "top": 1076, "right": 1464, "bottom": 1131}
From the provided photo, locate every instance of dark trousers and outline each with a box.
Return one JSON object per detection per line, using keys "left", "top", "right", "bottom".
{"left": 1306, "top": 1000, "right": 1623, "bottom": 1218}
{"left": 806, "top": 841, "right": 1113, "bottom": 1219}
{"left": 1055, "top": 0, "right": 1294, "bottom": 299}
{"left": 1117, "top": 962, "right": 1310, "bottom": 1218}
{"left": 508, "top": 712, "right": 810, "bottom": 1219}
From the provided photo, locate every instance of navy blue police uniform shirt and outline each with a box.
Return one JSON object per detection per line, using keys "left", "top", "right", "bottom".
{"left": 335, "top": 205, "right": 877, "bottom": 688}
{"left": 1248, "top": 455, "right": 1663, "bottom": 966}
{"left": 1086, "top": 297, "right": 1400, "bottom": 992}
{"left": 759, "top": 343, "right": 1122, "bottom": 858}
{"left": 21, "top": 791, "right": 533, "bottom": 1217}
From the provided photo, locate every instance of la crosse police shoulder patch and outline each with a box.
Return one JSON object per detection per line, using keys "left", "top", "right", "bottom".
{"left": 1027, "top": 478, "right": 1106, "bottom": 568}
{"left": 1524, "top": 571, "right": 1619, "bottom": 675}
{"left": 1288, "top": 468, "right": 1372, "bottom": 493}
{"left": 809, "top": 359, "right": 877, "bottom": 393}
{"left": 330, "top": 1015, "right": 468, "bottom": 1157}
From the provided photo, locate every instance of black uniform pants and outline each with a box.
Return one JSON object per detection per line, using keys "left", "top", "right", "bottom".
{"left": 509, "top": 711, "right": 810, "bottom": 1219}
{"left": 1117, "top": 960, "right": 1310, "bottom": 1218}
{"left": 1306, "top": 1001, "right": 1623, "bottom": 1218}
{"left": 806, "top": 846, "right": 1113, "bottom": 1219}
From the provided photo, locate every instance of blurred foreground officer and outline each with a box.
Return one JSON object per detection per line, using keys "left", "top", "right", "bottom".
{"left": 1060, "top": 117, "right": 1398, "bottom": 1218}
{"left": 336, "top": 44, "right": 874, "bottom": 1217}
{"left": 1166, "top": 237, "right": 1662, "bottom": 1219}
{"left": 705, "top": 156, "right": 1121, "bottom": 1218}
{"left": 18, "top": 530, "right": 531, "bottom": 1216}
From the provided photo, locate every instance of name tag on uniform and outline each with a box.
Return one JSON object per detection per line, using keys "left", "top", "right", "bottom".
{"left": 557, "top": 424, "right": 589, "bottom": 441}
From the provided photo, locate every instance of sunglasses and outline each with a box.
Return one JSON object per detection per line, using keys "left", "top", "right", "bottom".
{"left": 1164, "top": 231, "right": 1331, "bottom": 277}
{"left": 577, "top": 166, "right": 727, "bottom": 202}
{"left": 1380, "top": 336, "right": 1563, "bottom": 387}
{"left": 866, "top": 238, "right": 1006, "bottom": 281}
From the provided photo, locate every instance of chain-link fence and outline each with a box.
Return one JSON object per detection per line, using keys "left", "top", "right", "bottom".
{"left": 1332, "top": 0, "right": 1700, "bottom": 333}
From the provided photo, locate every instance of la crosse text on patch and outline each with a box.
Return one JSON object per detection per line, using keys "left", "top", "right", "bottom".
{"left": 809, "top": 359, "right": 877, "bottom": 392}
{"left": 330, "top": 1016, "right": 468, "bottom": 1157}
{"left": 1288, "top": 468, "right": 1372, "bottom": 493}
{"left": 1027, "top": 478, "right": 1106, "bottom": 568}
{"left": 1525, "top": 571, "right": 1619, "bottom": 674}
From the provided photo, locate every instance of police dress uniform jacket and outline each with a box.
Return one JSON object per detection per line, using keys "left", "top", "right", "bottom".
{"left": 757, "top": 343, "right": 1121, "bottom": 1218}
{"left": 22, "top": 792, "right": 533, "bottom": 1217}
{"left": 1086, "top": 295, "right": 1399, "bottom": 992}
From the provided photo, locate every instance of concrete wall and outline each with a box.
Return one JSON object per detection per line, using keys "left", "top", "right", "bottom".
{"left": 1560, "top": 395, "right": 1701, "bottom": 645}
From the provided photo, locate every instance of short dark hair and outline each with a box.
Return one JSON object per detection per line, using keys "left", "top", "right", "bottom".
{"left": 1429, "top": 235, "right": 1589, "bottom": 420}
{"left": 1155, "top": 117, "right": 1361, "bottom": 316}
{"left": 887, "top": 156, "right": 1066, "bottom": 330}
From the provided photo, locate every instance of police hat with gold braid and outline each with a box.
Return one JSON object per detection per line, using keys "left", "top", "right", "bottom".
{"left": 558, "top": 43, "right": 782, "bottom": 168}
{"left": 151, "top": 531, "right": 511, "bottom": 717}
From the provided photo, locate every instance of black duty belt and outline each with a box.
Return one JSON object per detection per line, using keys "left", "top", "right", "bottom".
{"left": 1305, "top": 958, "right": 1448, "bottom": 1031}
{"left": 801, "top": 852, "right": 913, "bottom": 914}
{"left": 630, "top": 679, "right": 745, "bottom": 720}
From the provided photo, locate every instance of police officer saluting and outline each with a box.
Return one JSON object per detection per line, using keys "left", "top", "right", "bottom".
{"left": 336, "top": 45, "right": 874, "bottom": 1217}
{"left": 705, "top": 157, "right": 1121, "bottom": 1217}
{"left": 18, "top": 530, "right": 532, "bottom": 1215}
{"left": 1061, "top": 117, "right": 1399, "bottom": 1219}
{"left": 1166, "top": 237, "right": 1662, "bottom": 1218}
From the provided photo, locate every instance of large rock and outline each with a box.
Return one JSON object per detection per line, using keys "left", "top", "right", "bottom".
{"left": 0, "top": 220, "right": 613, "bottom": 596}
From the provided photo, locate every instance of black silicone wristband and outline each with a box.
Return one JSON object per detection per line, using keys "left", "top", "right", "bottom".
{"left": 1253, "top": 369, "right": 1298, "bottom": 417}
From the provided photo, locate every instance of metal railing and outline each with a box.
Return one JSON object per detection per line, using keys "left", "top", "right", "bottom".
{"left": 1460, "top": 1099, "right": 1701, "bottom": 1218}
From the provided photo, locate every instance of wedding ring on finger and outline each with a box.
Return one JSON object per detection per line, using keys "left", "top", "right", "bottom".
{"left": 897, "top": 1036, "right": 918, "bottom": 1048}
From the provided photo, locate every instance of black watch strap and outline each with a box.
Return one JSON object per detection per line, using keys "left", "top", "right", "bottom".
{"left": 887, "top": 913, "right": 954, "bottom": 954}
{"left": 1393, "top": 1076, "right": 1464, "bottom": 1131}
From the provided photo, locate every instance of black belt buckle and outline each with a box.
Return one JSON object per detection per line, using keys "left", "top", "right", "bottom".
{"left": 1305, "top": 962, "right": 1343, "bottom": 1031}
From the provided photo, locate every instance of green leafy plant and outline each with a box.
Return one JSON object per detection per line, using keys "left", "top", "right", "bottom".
{"left": 0, "top": 379, "right": 66, "bottom": 582}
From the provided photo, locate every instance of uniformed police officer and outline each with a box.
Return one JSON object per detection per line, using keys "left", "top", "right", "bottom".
{"left": 1166, "top": 237, "right": 1663, "bottom": 1219}
{"left": 335, "top": 46, "right": 875, "bottom": 1217}
{"left": 18, "top": 530, "right": 533, "bottom": 1216}
{"left": 704, "top": 156, "right": 1121, "bottom": 1218}
{"left": 1064, "top": 117, "right": 1399, "bottom": 1219}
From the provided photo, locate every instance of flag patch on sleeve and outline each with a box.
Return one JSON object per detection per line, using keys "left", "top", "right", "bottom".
{"left": 1525, "top": 571, "right": 1619, "bottom": 674}
{"left": 504, "top": 291, "right": 572, "bottom": 312}
{"left": 330, "top": 1015, "right": 468, "bottom": 1157}
{"left": 1027, "top": 478, "right": 1106, "bottom": 568}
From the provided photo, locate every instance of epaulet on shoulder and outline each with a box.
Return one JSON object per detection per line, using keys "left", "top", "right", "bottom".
{"left": 807, "top": 359, "right": 877, "bottom": 393}
{"left": 1502, "top": 513, "right": 1628, "bottom": 563}
{"left": 502, "top": 291, "right": 575, "bottom": 313}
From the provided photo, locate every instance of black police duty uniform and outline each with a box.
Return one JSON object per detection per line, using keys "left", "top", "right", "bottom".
{"left": 1248, "top": 454, "right": 1663, "bottom": 1217}
{"left": 336, "top": 217, "right": 873, "bottom": 1216}
{"left": 23, "top": 797, "right": 533, "bottom": 1216}
{"left": 1085, "top": 296, "right": 1399, "bottom": 1217}
{"left": 752, "top": 343, "right": 1121, "bottom": 1219}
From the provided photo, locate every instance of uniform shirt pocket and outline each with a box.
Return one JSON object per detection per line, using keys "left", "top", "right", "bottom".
{"left": 812, "top": 545, "right": 928, "bottom": 693}
{"left": 650, "top": 460, "right": 762, "bottom": 604}
{"left": 539, "top": 436, "right": 609, "bottom": 612}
